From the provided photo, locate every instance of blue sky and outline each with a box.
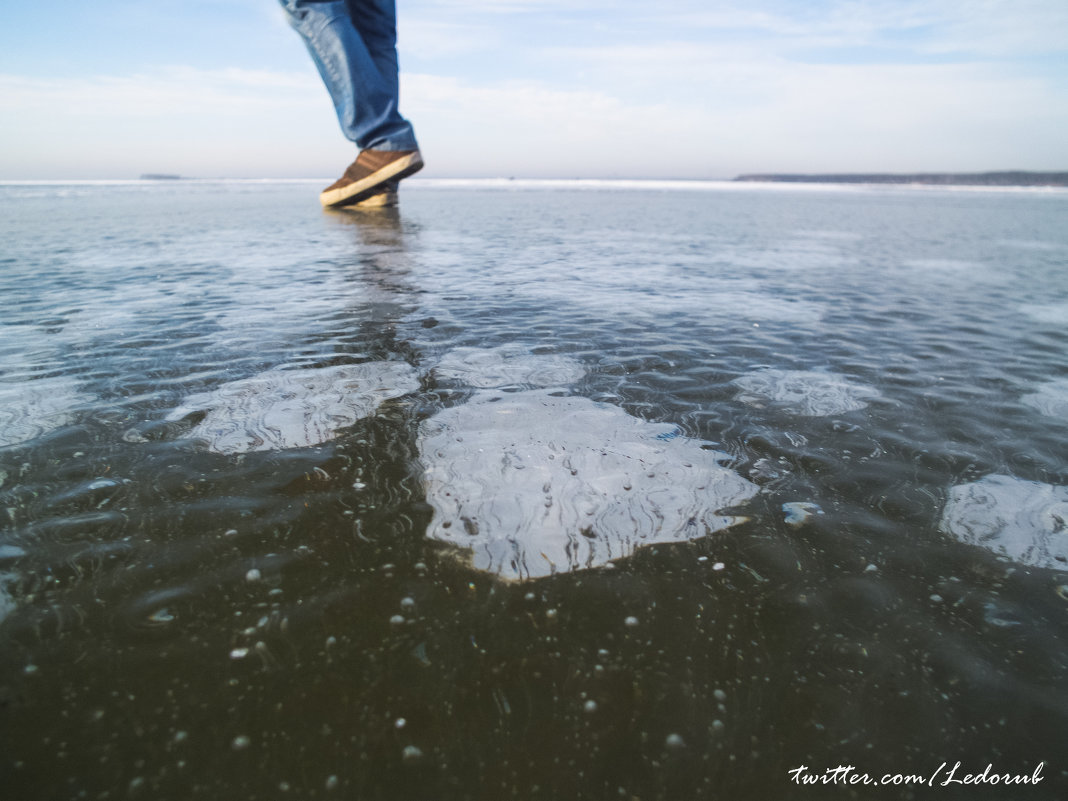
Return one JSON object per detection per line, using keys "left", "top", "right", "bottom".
{"left": 1, "top": 0, "right": 1066, "bottom": 179}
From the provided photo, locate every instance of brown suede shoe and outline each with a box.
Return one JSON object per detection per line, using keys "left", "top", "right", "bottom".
{"left": 320, "top": 149, "right": 423, "bottom": 208}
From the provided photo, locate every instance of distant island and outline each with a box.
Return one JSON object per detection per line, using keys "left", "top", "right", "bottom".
{"left": 732, "top": 171, "right": 1068, "bottom": 187}
{"left": 140, "top": 173, "right": 183, "bottom": 180}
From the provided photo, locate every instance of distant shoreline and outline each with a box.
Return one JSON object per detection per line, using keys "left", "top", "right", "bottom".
{"left": 733, "top": 171, "right": 1068, "bottom": 187}
{"left": 3, "top": 176, "right": 1066, "bottom": 192}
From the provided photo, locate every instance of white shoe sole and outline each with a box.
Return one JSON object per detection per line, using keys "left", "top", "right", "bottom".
{"left": 319, "top": 152, "right": 422, "bottom": 208}
{"left": 350, "top": 188, "right": 398, "bottom": 209}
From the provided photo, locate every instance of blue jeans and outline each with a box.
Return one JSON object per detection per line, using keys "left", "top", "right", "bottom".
{"left": 279, "top": 0, "right": 418, "bottom": 152}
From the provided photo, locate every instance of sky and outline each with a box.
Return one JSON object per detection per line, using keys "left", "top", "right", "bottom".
{"left": 1, "top": 0, "right": 1066, "bottom": 179}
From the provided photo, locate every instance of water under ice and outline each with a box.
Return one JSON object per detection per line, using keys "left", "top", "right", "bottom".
{"left": 4, "top": 180, "right": 1068, "bottom": 800}
{"left": 419, "top": 388, "right": 759, "bottom": 580}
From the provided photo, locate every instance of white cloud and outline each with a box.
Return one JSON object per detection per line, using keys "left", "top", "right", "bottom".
{"left": 402, "top": 73, "right": 678, "bottom": 175}
{"left": 0, "top": 67, "right": 322, "bottom": 116}
{"left": 0, "top": 67, "right": 348, "bottom": 178}
{"left": 408, "top": 0, "right": 1068, "bottom": 55}
{"left": 2, "top": 0, "right": 1065, "bottom": 178}
{"left": 410, "top": 0, "right": 617, "bottom": 13}
{"left": 399, "top": 19, "right": 500, "bottom": 59}
{"left": 922, "top": 0, "right": 1068, "bottom": 56}
{"left": 399, "top": 0, "right": 1068, "bottom": 175}
{"left": 3, "top": 57, "right": 1064, "bottom": 179}
{"left": 401, "top": 56, "right": 1068, "bottom": 176}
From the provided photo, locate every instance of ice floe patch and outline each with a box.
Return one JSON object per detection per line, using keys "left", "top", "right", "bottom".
{"left": 732, "top": 370, "right": 879, "bottom": 417}
{"left": 1021, "top": 378, "right": 1068, "bottom": 419}
{"left": 902, "top": 258, "right": 982, "bottom": 273}
{"left": 694, "top": 291, "right": 823, "bottom": 323}
{"left": 723, "top": 239, "right": 855, "bottom": 273}
{"left": 168, "top": 362, "right": 419, "bottom": 454}
{"left": 418, "top": 389, "right": 759, "bottom": 580}
{"left": 998, "top": 239, "right": 1065, "bottom": 252}
{"left": 1020, "top": 302, "right": 1068, "bottom": 326}
{"left": 412, "top": 242, "right": 826, "bottom": 325}
{"left": 782, "top": 502, "right": 824, "bottom": 527}
{"left": 895, "top": 258, "right": 1001, "bottom": 286}
{"left": 793, "top": 230, "right": 861, "bottom": 241}
{"left": 555, "top": 287, "right": 824, "bottom": 324}
{"left": 0, "top": 377, "right": 92, "bottom": 448}
{"left": 940, "top": 474, "right": 1068, "bottom": 572}
{"left": 434, "top": 345, "right": 585, "bottom": 388}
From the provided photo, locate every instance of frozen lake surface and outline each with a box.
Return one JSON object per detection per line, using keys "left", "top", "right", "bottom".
{"left": 2, "top": 179, "right": 1068, "bottom": 798}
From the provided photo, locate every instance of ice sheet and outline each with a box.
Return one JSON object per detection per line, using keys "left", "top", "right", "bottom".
{"left": 419, "top": 389, "right": 758, "bottom": 580}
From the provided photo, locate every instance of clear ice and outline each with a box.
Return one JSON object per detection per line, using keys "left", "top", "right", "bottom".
{"left": 733, "top": 369, "right": 878, "bottom": 417}
{"left": 167, "top": 362, "right": 419, "bottom": 454}
{"left": 940, "top": 474, "right": 1068, "bottom": 572}
{"left": 419, "top": 389, "right": 758, "bottom": 580}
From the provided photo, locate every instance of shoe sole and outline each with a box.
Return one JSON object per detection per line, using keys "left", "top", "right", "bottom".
{"left": 350, "top": 189, "right": 398, "bottom": 208}
{"left": 320, "top": 152, "right": 423, "bottom": 208}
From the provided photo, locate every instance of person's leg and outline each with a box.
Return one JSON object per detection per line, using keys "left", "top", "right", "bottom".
{"left": 346, "top": 0, "right": 401, "bottom": 114}
{"left": 280, "top": 0, "right": 422, "bottom": 206}
{"left": 279, "top": 0, "right": 417, "bottom": 151}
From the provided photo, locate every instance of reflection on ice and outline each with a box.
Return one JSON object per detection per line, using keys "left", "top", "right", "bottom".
{"left": 419, "top": 389, "right": 758, "bottom": 580}
{"left": 733, "top": 369, "right": 878, "bottom": 417}
{"left": 0, "top": 377, "right": 92, "bottom": 448}
{"left": 434, "top": 345, "right": 584, "bottom": 388}
{"left": 940, "top": 474, "right": 1068, "bottom": 572}
{"left": 1021, "top": 378, "right": 1068, "bottom": 419}
{"left": 168, "top": 362, "right": 419, "bottom": 454}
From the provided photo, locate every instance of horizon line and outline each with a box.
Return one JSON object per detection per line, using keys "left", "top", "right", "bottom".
{"left": 4, "top": 170, "right": 1068, "bottom": 181}
{"left": 4, "top": 175, "right": 1068, "bottom": 193}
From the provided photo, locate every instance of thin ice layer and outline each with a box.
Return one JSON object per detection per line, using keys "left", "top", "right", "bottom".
{"left": 419, "top": 389, "right": 758, "bottom": 580}
{"left": 1021, "top": 378, "right": 1068, "bottom": 420}
{"left": 168, "top": 362, "right": 419, "bottom": 454}
{"left": 1020, "top": 302, "right": 1068, "bottom": 325}
{"left": 940, "top": 474, "right": 1068, "bottom": 572}
{"left": 733, "top": 369, "right": 878, "bottom": 417}
{"left": 434, "top": 345, "right": 585, "bottom": 388}
{"left": 0, "top": 377, "right": 91, "bottom": 448}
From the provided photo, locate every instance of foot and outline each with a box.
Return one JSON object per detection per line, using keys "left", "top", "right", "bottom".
{"left": 320, "top": 149, "right": 423, "bottom": 208}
